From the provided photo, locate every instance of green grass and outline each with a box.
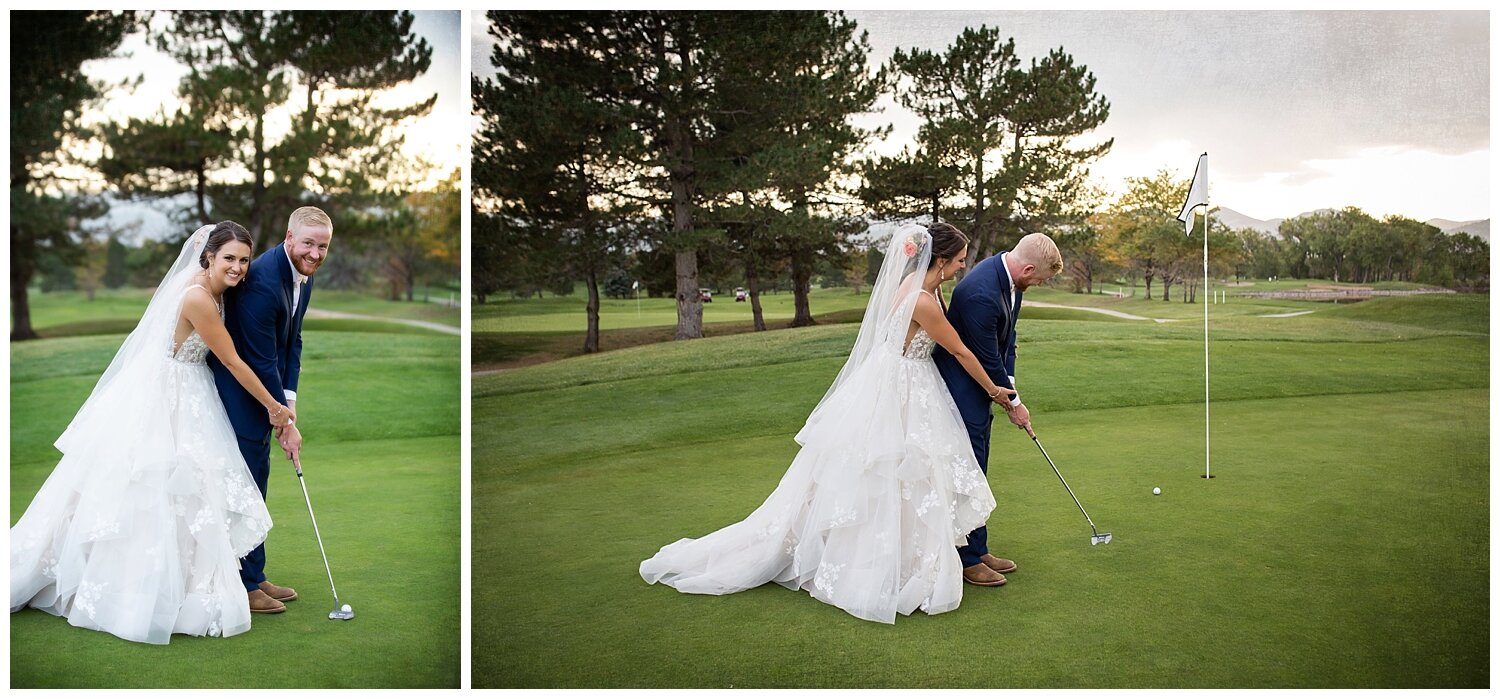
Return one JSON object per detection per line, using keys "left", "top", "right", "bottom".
{"left": 472, "top": 292, "right": 1488, "bottom": 688}
{"left": 475, "top": 278, "right": 1438, "bottom": 367}
{"left": 22, "top": 287, "right": 459, "bottom": 338}
{"left": 474, "top": 286, "right": 873, "bottom": 333}
{"left": 10, "top": 331, "right": 461, "bottom": 688}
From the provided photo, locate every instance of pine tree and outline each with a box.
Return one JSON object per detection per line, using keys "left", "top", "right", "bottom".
{"left": 11, "top": 11, "right": 136, "bottom": 340}
{"left": 875, "top": 26, "right": 1110, "bottom": 257}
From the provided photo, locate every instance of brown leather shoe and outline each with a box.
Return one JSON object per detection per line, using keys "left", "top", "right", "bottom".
{"left": 259, "top": 580, "right": 298, "bottom": 602}
{"left": 981, "top": 553, "right": 1017, "bottom": 574}
{"left": 248, "top": 589, "right": 286, "bottom": 614}
{"left": 963, "top": 563, "right": 1007, "bottom": 587}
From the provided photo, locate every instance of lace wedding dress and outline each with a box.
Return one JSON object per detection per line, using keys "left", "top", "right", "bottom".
{"left": 641, "top": 226, "right": 996, "bottom": 624}
{"left": 11, "top": 233, "right": 272, "bottom": 645}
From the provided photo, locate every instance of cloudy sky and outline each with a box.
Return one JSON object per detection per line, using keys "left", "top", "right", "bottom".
{"left": 473, "top": 10, "right": 1489, "bottom": 223}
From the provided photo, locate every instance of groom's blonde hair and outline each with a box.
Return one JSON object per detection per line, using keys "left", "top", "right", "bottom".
{"left": 288, "top": 206, "right": 333, "bottom": 234}
{"left": 1012, "top": 233, "right": 1062, "bottom": 274}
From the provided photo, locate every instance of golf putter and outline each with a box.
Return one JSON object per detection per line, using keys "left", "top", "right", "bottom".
{"left": 1028, "top": 431, "right": 1112, "bottom": 545}
{"left": 292, "top": 452, "right": 355, "bottom": 620}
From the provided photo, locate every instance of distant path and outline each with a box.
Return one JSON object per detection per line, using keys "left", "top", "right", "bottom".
{"left": 306, "top": 308, "right": 460, "bottom": 335}
{"left": 1022, "top": 300, "right": 1179, "bottom": 323}
{"left": 1259, "top": 310, "right": 1317, "bottom": 318}
{"left": 1242, "top": 287, "right": 1454, "bottom": 300}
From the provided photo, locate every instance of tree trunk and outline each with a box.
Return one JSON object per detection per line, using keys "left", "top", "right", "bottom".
{"left": 10, "top": 249, "right": 38, "bottom": 341}
{"left": 789, "top": 247, "right": 814, "bottom": 327}
{"left": 666, "top": 111, "right": 701, "bottom": 340}
{"left": 971, "top": 148, "right": 987, "bottom": 257}
{"left": 1162, "top": 276, "right": 1172, "bottom": 302}
{"left": 296, "top": 76, "right": 318, "bottom": 193}
{"left": 250, "top": 110, "right": 269, "bottom": 254}
{"left": 583, "top": 266, "right": 600, "bottom": 353}
{"left": 405, "top": 258, "right": 415, "bottom": 302}
{"left": 1143, "top": 273, "right": 1154, "bottom": 301}
{"left": 196, "top": 164, "right": 209, "bottom": 224}
{"left": 673, "top": 250, "right": 701, "bottom": 339}
{"left": 746, "top": 255, "right": 766, "bottom": 332}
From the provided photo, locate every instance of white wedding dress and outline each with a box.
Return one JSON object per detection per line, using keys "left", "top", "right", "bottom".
{"left": 641, "top": 226, "right": 996, "bottom": 624}
{"left": 11, "top": 230, "right": 272, "bottom": 645}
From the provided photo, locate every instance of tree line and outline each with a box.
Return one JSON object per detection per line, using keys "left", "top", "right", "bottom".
{"left": 1051, "top": 169, "right": 1489, "bottom": 301}
{"left": 10, "top": 10, "right": 459, "bottom": 341}
{"left": 472, "top": 11, "right": 1112, "bottom": 352}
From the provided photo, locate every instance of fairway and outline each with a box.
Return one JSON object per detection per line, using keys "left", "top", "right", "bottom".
{"left": 472, "top": 293, "right": 1488, "bottom": 688}
{"left": 10, "top": 328, "right": 461, "bottom": 688}
{"left": 474, "top": 286, "right": 871, "bottom": 333}
{"left": 21, "top": 288, "right": 460, "bottom": 339}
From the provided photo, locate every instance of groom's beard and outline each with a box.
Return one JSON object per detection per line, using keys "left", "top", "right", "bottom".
{"left": 291, "top": 256, "right": 323, "bottom": 276}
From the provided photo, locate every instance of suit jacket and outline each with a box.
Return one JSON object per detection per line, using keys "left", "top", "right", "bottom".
{"left": 210, "top": 245, "right": 310, "bottom": 442}
{"left": 932, "top": 252, "right": 1021, "bottom": 427}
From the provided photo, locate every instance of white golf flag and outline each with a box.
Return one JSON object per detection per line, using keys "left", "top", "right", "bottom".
{"left": 1176, "top": 152, "right": 1208, "bottom": 236}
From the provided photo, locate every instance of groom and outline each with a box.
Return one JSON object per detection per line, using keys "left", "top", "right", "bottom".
{"left": 933, "top": 232, "right": 1062, "bottom": 588}
{"left": 211, "top": 206, "right": 333, "bottom": 614}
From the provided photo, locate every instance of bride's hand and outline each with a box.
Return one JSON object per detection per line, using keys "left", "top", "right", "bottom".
{"left": 988, "top": 386, "right": 1017, "bottom": 404}
{"left": 268, "top": 403, "right": 295, "bottom": 428}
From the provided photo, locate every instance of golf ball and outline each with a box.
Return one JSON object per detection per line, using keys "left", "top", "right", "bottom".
{"left": 1152, "top": 487, "right": 1161, "bottom": 495}
{"left": 341, "top": 604, "right": 352, "bottom": 612}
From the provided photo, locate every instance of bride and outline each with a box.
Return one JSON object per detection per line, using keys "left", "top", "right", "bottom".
{"left": 11, "top": 222, "right": 294, "bottom": 644}
{"left": 640, "top": 222, "right": 1015, "bottom": 623}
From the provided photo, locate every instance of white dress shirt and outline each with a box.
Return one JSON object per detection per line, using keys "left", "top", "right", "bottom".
{"left": 283, "top": 244, "right": 306, "bottom": 404}
{"left": 995, "top": 252, "right": 1021, "bottom": 406}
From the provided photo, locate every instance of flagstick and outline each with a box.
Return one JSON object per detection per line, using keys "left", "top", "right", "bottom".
{"left": 1202, "top": 180, "right": 1213, "bottom": 480}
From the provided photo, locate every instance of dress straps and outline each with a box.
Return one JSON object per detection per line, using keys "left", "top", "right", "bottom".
{"left": 916, "top": 287, "right": 946, "bottom": 312}
{"left": 183, "top": 283, "right": 224, "bottom": 317}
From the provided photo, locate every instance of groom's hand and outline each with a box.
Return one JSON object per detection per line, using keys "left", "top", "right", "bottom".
{"left": 1007, "top": 402, "right": 1033, "bottom": 436}
{"left": 277, "top": 423, "right": 303, "bottom": 461}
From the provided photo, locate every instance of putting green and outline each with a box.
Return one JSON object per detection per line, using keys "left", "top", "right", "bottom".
{"left": 473, "top": 293, "right": 1487, "bottom": 688}
{"left": 10, "top": 330, "right": 461, "bottom": 688}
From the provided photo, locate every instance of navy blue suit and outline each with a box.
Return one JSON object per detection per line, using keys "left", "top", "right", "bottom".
{"left": 209, "top": 245, "right": 310, "bottom": 591}
{"left": 932, "top": 252, "right": 1021, "bottom": 568}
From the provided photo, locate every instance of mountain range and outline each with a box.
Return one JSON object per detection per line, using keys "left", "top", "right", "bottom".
{"left": 1215, "top": 207, "right": 1489, "bottom": 242}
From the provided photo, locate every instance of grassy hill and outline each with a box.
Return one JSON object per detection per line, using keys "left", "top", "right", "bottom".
{"left": 472, "top": 292, "right": 1488, "bottom": 688}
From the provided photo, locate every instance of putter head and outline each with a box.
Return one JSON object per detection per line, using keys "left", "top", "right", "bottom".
{"left": 328, "top": 606, "right": 355, "bottom": 621}
{"left": 1091, "top": 532, "right": 1112, "bottom": 545}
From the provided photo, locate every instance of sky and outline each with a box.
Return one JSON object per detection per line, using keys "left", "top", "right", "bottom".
{"left": 89, "top": 10, "right": 465, "bottom": 177}
{"left": 73, "top": 10, "right": 463, "bottom": 240}
{"left": 472, "top": 10, "right": 1489, "bottom": 223}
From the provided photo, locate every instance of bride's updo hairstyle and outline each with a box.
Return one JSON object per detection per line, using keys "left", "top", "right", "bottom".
{"left": 199, "top": 221, "right": 254, "bottom": 269}
{"left": 926, "top": 221, "right": 969, "bottom": 267}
